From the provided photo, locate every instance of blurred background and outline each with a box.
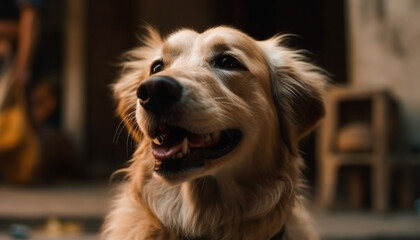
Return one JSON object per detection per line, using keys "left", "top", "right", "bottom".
{"left": 0, "top": 0, "right": 419, "bottom": 239}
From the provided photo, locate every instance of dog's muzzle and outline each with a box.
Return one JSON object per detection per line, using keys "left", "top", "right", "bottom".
{"left": 136, "top": 75, "right": 242, "bottom": 178}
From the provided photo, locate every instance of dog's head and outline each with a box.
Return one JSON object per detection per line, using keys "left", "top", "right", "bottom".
{"left": 114, "top": 26, "right": 326, "bottom": 183}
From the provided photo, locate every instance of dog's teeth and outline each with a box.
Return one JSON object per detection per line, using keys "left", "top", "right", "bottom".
{"left": 155, "top": 159, "right": 162, "bottom": 170}
{"left": 152, "top": 135, "right": 164, "bottom": 145}
{"left": 152, "top": 138, "right": 160, "bottom": 145}
{"left": 182, "top": 138, "right": 188, "bottom": 155}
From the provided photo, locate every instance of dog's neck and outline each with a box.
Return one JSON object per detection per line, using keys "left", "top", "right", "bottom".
{"left": 140, "top": 148, "right": 297, "bottom": 239}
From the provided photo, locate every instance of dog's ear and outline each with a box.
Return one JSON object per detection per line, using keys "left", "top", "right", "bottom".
{"left": 259, "top": 36, "right": 327, "bottom": 156}
{"left": 113, "top": 26, "right": 163, "bottom": 142}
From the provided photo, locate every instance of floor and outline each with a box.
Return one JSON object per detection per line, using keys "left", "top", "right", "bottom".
{"left": 0, "top": 184, "right": 419, "bottom": 240}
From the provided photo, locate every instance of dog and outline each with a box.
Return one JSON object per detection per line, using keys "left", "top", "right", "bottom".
{"left": 102, "top": 26, "right": 326, "bottom": 240}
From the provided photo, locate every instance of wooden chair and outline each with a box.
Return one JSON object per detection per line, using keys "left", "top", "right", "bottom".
{"left": 317, "top": 86, "right": 401, "bottom": 212}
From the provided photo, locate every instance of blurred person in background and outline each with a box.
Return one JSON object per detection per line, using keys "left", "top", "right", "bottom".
{"left": 0, "top": 0, "right": 44, "bottom": 185}
{"left": 1, "top": 0, "right": 81, "bottom": 185}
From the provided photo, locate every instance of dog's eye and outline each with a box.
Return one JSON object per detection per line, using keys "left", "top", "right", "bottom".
{"left": 212, "top": 54, "right": 244, "bottom": 70}
{"left": 150, "top": 60, "right": 164, "bottom": 75}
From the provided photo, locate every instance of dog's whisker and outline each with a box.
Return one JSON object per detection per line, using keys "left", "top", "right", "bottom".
{"left": 113, "top": 111, "right": 137, "bottom": 144}
{"left": 125, "top": 118, "right": 137, "bottom": 153}
{"left": 113, "top": 111, "right": 139, "bottom": 157}
{"left": 125, "top": 112, "right": 139, "bottom": 155}
{"left": 113, "top": 118, "right": 129, "bottom": 144}
{"left": 112, "top": 121, "right": 124, "bottom": 144}
{"left": 125, "top": 130, "right": 131, "bottom": 156}
{"left": 113, "top": 120, "right": 128, "bottom": 144}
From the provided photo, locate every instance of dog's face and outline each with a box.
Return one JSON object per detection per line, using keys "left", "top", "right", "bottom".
{"left": 114, "top": 27, "right": 325, "bottom": 184}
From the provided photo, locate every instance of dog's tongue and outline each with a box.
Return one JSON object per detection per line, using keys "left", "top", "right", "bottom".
{"left": 151, "top": 128, "right": 207, "bottom": 160}
{"left": 152, "top": 141, "right": 184, "bottom": 160}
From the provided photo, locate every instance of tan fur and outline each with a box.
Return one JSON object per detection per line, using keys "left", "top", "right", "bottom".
{"left": 102, "top": 26, "right": 326, "bottom": 240}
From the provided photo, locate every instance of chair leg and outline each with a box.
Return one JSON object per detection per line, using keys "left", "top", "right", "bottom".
{"left": 371, "top": 163, "right": 389, "bottom": 212}
{"left": 318, "top": 162, "right": 338, "bottom": 209}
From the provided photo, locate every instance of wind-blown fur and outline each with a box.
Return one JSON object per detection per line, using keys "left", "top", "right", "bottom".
{"left": 102, "top": 26, "right": 326, "bottom": 240}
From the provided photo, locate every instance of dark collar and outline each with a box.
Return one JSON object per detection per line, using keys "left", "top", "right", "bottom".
{"left": 180, "top": 225, "right": 286, "bottom": 240}
{"left": 271, "top": 225, "right": 286, "bottom": 240}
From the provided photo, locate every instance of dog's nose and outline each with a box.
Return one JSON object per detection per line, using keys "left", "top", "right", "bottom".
{"left": 137, "top": 76, "right": 183, "bottom": 113}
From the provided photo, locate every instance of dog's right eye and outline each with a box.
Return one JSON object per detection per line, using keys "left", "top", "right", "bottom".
{"left": 150, "top": 60, "right": 164, "bottom": 75}
{"left": 212, "top": 54, "right": 245, "bottom": 71}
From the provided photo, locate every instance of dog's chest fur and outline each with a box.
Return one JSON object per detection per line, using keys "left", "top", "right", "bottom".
{"left": 141, "top": 173, "right": 291, "bottom": 240}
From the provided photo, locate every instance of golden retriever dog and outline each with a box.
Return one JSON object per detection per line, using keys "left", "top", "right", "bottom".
{"left": 102, "top": 26, "right": 326, "bottom": 240}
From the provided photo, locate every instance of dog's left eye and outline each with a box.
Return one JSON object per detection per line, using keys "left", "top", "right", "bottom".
{"left": 212, "top": 54, "right": 244, "bottom": 70}
{"left": 150, "top": 60, "right": 164, "bottom": 75}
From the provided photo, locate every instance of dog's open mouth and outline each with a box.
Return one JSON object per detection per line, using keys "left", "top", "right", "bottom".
{"left": 150, "top": 124, "right": 241, "bottom": 176}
